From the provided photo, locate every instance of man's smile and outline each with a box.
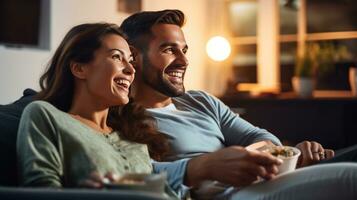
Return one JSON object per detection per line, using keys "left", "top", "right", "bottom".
{"left": 165, "top": 70, "right": 184, "bottom": 84}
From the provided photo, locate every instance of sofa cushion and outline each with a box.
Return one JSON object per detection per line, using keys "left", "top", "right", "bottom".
{"left": 0, "top": 89, "right": 37, "bottom": 186}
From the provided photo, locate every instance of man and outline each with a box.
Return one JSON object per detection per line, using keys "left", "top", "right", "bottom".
{"left": 120, "top": 9, "right": 357, "bottom": 199}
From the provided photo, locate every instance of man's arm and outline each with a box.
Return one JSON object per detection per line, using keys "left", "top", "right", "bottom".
{"left": 151, "top": 159, "right": 191, "bottom": 198}
{"left": 184, "top": 146, "right": 282, "bottom": 188}
{"left": 152, "top": 146, "right": 282, "bottom": 191}
{"left": 201, "top": 91, "right": 282, "bottom": 146}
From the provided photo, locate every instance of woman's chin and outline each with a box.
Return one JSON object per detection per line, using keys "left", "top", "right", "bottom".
{"left": 111, "top": 96, "right": 129, "bottom": 106}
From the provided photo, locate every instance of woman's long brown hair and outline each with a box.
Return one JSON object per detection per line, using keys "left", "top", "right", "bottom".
{"left": 36, "top": 23, "right": 169, "bottom": 160}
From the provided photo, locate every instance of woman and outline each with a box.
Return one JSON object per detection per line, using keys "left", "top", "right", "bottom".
{"left": 16, "top": 23, "right": 181, "bottom": 196}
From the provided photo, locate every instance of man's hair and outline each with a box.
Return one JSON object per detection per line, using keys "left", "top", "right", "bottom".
{"left": 120, "top": 9, "right": 185, "bottom": 50}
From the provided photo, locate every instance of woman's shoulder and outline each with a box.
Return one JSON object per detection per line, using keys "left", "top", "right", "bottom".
{"left": 23, "top": 100, "right": 62, "bottom": 119}
{"left": 24, "top": 100, "right": 59, "bottom": 112}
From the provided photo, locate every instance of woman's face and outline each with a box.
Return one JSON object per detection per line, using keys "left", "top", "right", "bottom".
{"left": 82, "top": 34, "right": 135, "bottom": 106}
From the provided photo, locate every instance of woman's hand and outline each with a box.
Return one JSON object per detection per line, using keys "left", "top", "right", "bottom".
{"left": 78, "top": 171, "right": 119, "bottom": 188}
{"left": 296, "top": 141, "right": 335, "bottom": 168}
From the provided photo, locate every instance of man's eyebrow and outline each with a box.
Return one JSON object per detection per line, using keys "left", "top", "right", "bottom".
{"left": 159, "top": 42, "right": 188, "bottom": 50}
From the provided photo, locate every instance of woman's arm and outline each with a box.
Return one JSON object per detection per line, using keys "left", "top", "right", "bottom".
{"left": 16, "top": 101, "right": 63, "bottom": 187}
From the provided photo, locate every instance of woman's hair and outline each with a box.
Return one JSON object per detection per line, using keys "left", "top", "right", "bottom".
{"left": 37, "top": 23, "right": 169, "bottom": 160}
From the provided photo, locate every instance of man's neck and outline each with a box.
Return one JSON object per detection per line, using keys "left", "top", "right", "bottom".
{"left": 133, "top": 82, "right": 173, "bottom": 109}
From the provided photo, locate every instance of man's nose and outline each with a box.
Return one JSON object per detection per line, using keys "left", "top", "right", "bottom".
{"left": 176, "top": 51, "right": 189, "bottom": 67}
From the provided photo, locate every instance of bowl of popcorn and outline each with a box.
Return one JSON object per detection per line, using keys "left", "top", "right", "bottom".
{"left": 267, "top": 146, "right": 301, "bottom": 174}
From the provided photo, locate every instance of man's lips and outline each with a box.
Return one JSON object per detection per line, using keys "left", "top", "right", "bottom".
{"left": 165, "top": 70, "right": 184, "bottom": 84}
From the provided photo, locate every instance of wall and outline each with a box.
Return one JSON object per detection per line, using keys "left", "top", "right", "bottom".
{"left": 0, "top": 0, "right": 208, "bottom": 104}
{"left": 0, "top": 0, "right": 126, "bottom": 104}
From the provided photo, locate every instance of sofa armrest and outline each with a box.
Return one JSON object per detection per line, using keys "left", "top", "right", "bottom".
{"left": 0, "top": 187, "right": 168, "bottom": 200}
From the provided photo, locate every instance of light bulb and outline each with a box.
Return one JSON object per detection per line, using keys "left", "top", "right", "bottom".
{"left": 206, "top": 36, "right": 231, "bottom": 61}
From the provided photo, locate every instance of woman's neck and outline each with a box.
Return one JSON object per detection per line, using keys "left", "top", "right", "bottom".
{"left": 69, "top": 89, "right": 112, "bottom": 134}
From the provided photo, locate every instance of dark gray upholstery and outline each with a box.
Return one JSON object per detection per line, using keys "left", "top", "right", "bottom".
{"left": 0, "top": 187, "right": 167, "bottom": 200}
{"left": 0, "top": 89, "right": 36, "bottom": 186}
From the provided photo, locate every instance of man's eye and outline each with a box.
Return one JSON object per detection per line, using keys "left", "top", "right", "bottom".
{"left": 164, "top": 48, "right": 174, "bottom": 54}
{"left": 183, "top": 48, "right": 188, "bottom": 54}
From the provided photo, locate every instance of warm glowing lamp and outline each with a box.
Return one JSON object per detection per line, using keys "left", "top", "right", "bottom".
{"left": 206, "top": 36, "right": 231, "bottom": 61}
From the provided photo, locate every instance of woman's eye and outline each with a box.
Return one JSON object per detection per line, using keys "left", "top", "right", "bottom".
{"left": 112, "top": 54, "right": 121, "bottom": 60}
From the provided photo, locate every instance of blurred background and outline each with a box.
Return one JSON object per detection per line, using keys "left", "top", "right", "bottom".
{"left": 1, "top": 0, "right": 357, "bottom": 148}
{"left": 1, "top": 0, "right": 209, "bottom": 104}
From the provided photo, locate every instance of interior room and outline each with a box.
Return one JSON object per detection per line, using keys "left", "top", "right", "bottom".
{"left": 2, "top": 0, "right": 356, "bottom": 147}
{"left": 1, "top": 0, "right": 357, "bottom": 199}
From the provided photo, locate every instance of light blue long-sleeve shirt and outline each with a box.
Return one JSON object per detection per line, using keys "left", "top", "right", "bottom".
{"left": 147, "top": 90, "right": 282, "bottom": 161}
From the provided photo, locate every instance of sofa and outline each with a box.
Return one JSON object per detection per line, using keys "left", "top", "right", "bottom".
{"left": 0, "top": 89, "right": 167, "bottom": 200}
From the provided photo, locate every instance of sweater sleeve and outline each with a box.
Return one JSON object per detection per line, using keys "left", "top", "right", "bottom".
{"left": 199, "top": 91, "right": 282, "bottom": 146}
{"left": 17, "top": 101, "right": 63, "bottom": 187}
{"left": 151, "top": 159, "right": 190, "bottom": 198}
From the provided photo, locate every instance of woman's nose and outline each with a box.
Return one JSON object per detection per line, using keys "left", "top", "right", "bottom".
{"left": 123, "top": 62, "right": 136, "bottom": 75}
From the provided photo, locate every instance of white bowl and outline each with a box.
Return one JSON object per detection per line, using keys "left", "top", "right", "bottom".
{"left": 274, "top": 146, "right": 301, "bottom": 174}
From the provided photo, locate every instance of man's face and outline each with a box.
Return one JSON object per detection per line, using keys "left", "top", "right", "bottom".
{"left": 139, "top": 23, "right": 189, "bottom": 97}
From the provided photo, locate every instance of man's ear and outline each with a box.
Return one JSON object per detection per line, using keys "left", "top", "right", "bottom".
{"left": 70, "top": 61, "right": 87, "bottom": 79}
{"left": 129, "top": 46, "right": 141, "bottom": 70}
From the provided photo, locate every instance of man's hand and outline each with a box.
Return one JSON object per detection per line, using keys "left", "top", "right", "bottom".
{"left": 185, "top": 146, "right": 282, "bottom": 188}
{"left": 78, "top": 171, "right": 119, "bottom": 188}
{"left": 295, "top": 141, "right": 335, "bottom": 167}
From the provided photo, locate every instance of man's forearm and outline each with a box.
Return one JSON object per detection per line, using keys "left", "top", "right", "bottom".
{"left": 184, "top": 153, "right": 211, "bottom": 187}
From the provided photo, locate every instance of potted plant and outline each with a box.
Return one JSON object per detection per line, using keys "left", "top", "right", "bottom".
{"left": 292, "top": 42, "right": 352, "bottom": 98}
{"left": 292, "top": 44, "right": 317, "bottom": 98}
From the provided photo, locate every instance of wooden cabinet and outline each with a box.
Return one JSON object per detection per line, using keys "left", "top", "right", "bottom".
{"left": 220, "top": 94, "right": 357, "bottom": 150}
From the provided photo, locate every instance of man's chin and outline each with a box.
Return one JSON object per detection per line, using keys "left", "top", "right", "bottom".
{"left": 161, "top": 85, "right": 185, "bottom": 97}
{"left": 146, "top": 79, "right": 185, "bottom": 97}
{"left": 170, "top": 90, "right": 185, "bottom": 97}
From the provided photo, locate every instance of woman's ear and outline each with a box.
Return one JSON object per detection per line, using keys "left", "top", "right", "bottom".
{"left": 70, "top": 61, "right": 87, "bottom": 79}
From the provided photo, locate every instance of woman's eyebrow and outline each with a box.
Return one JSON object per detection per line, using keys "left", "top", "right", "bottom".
{"left": 108, "top": 48, "right": 124, "bottom": 55}
{"left": 109, "top": 48, "right": 133, "bottom": 60}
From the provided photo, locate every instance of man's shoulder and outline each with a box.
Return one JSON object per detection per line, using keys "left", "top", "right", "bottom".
{"left": 178, "top": 90, "right": 214, "bottom": 100}
{"left": 172, "top": 90, "right": 221, "bottom": 109}
{"left": 177, "top": 90, "right": 219, "bottom": 103}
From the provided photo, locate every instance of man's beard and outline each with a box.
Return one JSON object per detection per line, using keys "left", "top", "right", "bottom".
{"left": 142, "top": 55, "right": 185, "bottom": 97}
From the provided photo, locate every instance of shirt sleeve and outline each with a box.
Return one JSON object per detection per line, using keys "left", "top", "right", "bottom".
{"left": 16, "top": 102, "right": 63, "bottom": 187}
{"left": 151, "top": 159, "right": 191, "bottom": 198}
{"left": 202, "top": 92, "right": 282, "bottom": 146}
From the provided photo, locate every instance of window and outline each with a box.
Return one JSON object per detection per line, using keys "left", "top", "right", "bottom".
{"left": 226, "top": 0, "right": 357, "bottom": 92}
